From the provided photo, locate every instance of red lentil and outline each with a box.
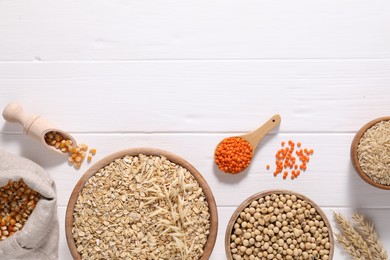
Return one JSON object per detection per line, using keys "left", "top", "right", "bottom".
{"left": 215, "top": 137, "right": 253, "bottom": 174}
{"left": 267, "top": 140, "right": 314, "bottom": 180}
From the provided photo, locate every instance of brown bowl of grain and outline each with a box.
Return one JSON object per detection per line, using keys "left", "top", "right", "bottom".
{"left": 225, "top": 190, "right": 334, "bottom": 260}
{"left": 351, "top": 117, "right": 390, "bottom": 189}
{"left": 65, "top": 148, "right": 218, "bottom": 259}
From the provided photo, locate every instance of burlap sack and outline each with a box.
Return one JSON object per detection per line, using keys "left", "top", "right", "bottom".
{"left": 0, "top": 150, "right": 58, "bottom": 260}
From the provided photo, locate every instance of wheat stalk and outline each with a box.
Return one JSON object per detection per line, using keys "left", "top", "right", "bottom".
{"left": 353, "top": 213, "right": 388, "bottom": 260}
{"left": 335, "top": 233, "right": 363, "bottom": 260}
{"left": 334, "top": 212, "right": 372, "bottom": 259}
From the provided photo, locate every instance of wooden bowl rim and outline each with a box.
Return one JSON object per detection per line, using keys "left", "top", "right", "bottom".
{"left": 65, "top": 147, "right": 218, "bottom": 260}
{"left": 350, "top": 116, "right": 390, "bottom": 190}
{"left": 225, "top": 189, "right": 335, "bottom": 260}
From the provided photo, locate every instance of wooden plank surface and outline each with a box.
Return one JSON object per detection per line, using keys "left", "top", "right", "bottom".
{"left": 1, "top": 98, "right": 390, "bottom": 259}
{"left": 0, "top": 1, "right": 390, "bottom": 61}
{"left": 1, "top": 0, "right": 390, "bottom": 258}
{"left": 1, "top": 132, "right": 389, "bottom": 208}
{"left": 0, "top": 61, "right": 389, "bottom": 133}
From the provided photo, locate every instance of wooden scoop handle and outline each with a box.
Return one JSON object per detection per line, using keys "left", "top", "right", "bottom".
{"left": 2, "top": 102, "right": 38, "bottom": 131}
{"left": 242, "top": 114, "right": 281, "bottom": 149}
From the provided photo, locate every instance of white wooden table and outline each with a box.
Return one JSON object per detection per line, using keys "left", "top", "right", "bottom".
{"left": 1, "top": 1, "right": 390, "bottom": 259}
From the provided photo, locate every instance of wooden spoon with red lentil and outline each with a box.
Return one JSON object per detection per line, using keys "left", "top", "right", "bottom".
{"left": 215, "top": 115, "right": 281, "bottom": 174}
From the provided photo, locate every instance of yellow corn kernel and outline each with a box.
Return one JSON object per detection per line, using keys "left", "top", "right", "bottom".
{"left": 54, "top": 134, "right": 63, "bottom": 142}
{"left": 0, "top": 180, "right": 40, "bottom": 240}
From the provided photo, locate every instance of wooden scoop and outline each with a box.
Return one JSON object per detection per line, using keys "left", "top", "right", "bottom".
{"left": 215, "top": 114, "right": 281, "bottom": 174}
{"left": 2, "top": 102, "right": 77, "bottom": 155}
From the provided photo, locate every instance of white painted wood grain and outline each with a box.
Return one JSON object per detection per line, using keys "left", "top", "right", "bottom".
{"left": 1, "top": 0, "right": 390, "bottom": 258}
{"left": 0, "top": 60, "right": 389, "bottom": 133}
{"left": 0, "top": 0, "right": 390, "bottom": 61}
{"left": 1, "top": 65, "right": 389, "bottom": 259}
{"left": 1, "top": 81, "right": 389, "bottom": 260}
{"left": 1, "top": 133, "right": 388, "bottom": 209}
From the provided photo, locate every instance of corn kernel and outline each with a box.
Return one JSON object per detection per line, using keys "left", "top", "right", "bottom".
{"left": 54, "top": 134, "right": 62, "bottom": 142}
{"left": 0, "top": 180, "right": 40, "bottom": 241}
{"left": 74, "top": 162, "right": 81, "bottom": 169}
{"left": 44, "top": 131, "right": 95, "bottom": 170}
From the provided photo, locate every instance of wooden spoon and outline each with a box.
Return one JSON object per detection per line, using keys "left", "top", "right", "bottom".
{"left": 215, "top": 114, "right": 281, "bottom": 174}
{"left": 241, "top": 114, "right": 281, "bottom": 150}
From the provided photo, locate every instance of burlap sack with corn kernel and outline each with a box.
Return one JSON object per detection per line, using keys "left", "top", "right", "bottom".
{"left": 0, "top": 150, "right": 59, "bottom": 260}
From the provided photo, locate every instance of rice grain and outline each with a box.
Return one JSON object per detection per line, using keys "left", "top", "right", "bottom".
{"left": 357, "top": 120, "right": 390, "bottom": 185}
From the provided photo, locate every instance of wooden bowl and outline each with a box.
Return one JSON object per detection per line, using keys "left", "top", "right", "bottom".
{"left": 65, "top": 148, "right": 218, "bottom": 259}
{"left": 225, "top": 190, "right": 334, "bottom": 260}
{"left": 351, "top": 116, "right": 390, "bottom": 190}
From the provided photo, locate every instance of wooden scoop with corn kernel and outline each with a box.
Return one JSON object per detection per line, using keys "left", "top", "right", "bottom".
{"left": 2, "top": 102, "right": 77, "bottom": 155}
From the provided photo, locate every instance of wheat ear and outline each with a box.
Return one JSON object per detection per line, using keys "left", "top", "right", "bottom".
{"left": 334, "top": 212, "right": 372, "bottom": 259}
{"left": 352, "top": 213, "right": 388, "bottom": 260}
{"left": 335, "top": 233, "right": 363, "bottom": 260}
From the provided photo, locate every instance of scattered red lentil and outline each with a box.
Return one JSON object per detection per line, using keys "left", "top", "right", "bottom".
{"left": 266, "top": 140, "right": 314, "bottom": 180}
{"left": 215, "top": 137, "right": 253, "bottom": 174}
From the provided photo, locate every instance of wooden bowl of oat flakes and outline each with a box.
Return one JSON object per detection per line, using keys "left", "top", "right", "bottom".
{"left": 225, "top": 190, "right": 334, "bottom": 260}
{"left": 65, "top": 148, "right": 218, "bottom": 259}
{"left": 351, "top": 117, "right": 390, "bottom": 189}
